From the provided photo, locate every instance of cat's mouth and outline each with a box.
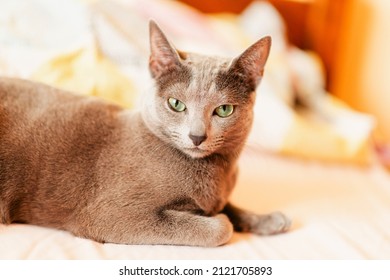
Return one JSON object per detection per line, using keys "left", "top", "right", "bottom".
{"left": 184, "top": 147, "right": 211, "bottom": 158}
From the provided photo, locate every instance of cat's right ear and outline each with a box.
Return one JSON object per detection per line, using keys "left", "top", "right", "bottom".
{"left": 149, "top": 20, "right": 182, "bottom": 79}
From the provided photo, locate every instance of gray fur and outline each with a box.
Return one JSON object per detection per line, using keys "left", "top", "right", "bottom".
{"left": 0, "top": 21, "right": 290, "bottom": 246}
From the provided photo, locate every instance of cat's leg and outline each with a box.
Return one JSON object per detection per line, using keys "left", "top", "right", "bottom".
{"left": 146, "top": 210, "right": 234, "bottom": 246}
{"left": 78, "top": 210, "right": 233, "bottom": 247}
{"left": 223, "top": 203, "right": 291, "bottom": 235}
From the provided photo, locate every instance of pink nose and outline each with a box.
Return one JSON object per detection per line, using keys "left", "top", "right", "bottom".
{"left": 189, "top": 134, "right": 207, "bottom": 146}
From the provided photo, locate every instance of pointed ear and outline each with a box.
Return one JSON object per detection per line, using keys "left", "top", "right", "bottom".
{"left": 229, "top": 36, "right": 271, "bottom": 91}
{"left": 149, "top": 20, "right": 182, "bottom": 79}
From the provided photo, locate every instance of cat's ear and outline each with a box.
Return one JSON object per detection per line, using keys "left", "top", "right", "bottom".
{"left": 149, "top": 20, "right": 182, "bottom": 79}
{"left": 229, "top": 36, "right": 271, "bottom": 91}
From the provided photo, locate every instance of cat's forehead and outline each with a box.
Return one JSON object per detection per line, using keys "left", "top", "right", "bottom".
{"left": 184, "top": 53, "right": 230, "bottom": 78}
{"left": 182, "top": 53, "right": 253, "bottom": 102}
{"left": 181, "top": 53, "right": 233, "bottom": 98}
{"left": 156, "top": 52, "right": 254, "bottom": 104}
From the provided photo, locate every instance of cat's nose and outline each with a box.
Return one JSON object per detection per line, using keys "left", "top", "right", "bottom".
{"left": 189, "top": 134, "right": 207, "bottom": 146}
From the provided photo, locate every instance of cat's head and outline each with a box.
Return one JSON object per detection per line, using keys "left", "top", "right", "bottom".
{"left": 142, "top": 20, "right": 270, "bottom": 159}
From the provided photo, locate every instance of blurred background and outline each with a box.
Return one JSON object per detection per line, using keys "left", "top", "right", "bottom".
{"left": 0, "top": 0, "right": 389, "bottom": 167}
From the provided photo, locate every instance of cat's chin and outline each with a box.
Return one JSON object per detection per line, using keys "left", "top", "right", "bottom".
{"left": 182, "top": 147, "right": 212, "bottom": 159}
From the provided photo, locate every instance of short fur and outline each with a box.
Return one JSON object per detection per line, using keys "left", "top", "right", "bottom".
{"left": 0, "top": 21, "right": 290, "bottom": 246}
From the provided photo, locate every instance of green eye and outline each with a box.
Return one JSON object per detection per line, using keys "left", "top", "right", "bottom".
{"left": 168, "top": 97, "right": 186, "bottom": 112}
{"left": 215, "top": 104, "right": 234, "bottom": 118}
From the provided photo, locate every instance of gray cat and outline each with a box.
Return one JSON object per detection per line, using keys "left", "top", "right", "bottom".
{"left": 0, "top": 21, "right": 290, "bottom": 246}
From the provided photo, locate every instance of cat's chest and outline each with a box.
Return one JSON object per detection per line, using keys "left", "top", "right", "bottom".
{"left": 153, "top": 152, "right": 236, "bottom": 215}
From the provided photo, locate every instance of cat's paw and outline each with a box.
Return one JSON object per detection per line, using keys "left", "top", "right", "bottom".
{"left": 253, "top": 211, "right": 291, "bottom": 235}
{"left": 205, "top": 214, "right": 234, "bottom": 247}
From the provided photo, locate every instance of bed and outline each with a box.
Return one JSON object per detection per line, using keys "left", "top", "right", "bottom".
{"left": 1, "top": 0, "right": 389, "bottom": 260}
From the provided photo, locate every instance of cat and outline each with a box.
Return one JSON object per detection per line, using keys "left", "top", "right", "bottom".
{"left": 0, "top": 21, "right": 290, "bottom": 246}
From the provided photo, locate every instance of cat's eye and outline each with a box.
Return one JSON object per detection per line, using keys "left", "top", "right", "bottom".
{"left": 168, "top": 97, "right": 186, "bottom": 112}
{"left": 214, "top": 104, "right": 234, "bottom": 118}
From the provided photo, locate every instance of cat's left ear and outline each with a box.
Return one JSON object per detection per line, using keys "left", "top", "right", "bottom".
{"left": 229, "top": 36, "right": 271, "bottom": 91}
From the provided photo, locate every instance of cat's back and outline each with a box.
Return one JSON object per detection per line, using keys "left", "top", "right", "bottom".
{"left": 0, "top": 77, "right": 107, "bottom": 117}
{"left": 0, "top": 77, "right": 133, "bottom": 224}
{"left": 0, "top": 77, "right": 126, "bottom": 158}
{"left": 0, "top": 77, "right": 124, "bottom": 131}
{"left": 1, "top": 77, "right": 73, "bottom": 108}
{"left": 0, "top": 77, "right": 126, "bottom": 188}
{"left": 0, "top": 76, "right": 133, "bottom": 156}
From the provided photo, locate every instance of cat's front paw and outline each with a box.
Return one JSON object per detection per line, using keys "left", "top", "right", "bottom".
{"left": 205, "top": 214, "right": 234, "bottom": 247}
{"left": 253, "top": 211, "right": 291, "bottom": 235}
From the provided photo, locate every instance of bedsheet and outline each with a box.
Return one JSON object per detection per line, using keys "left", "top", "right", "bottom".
{"left": 1, "top": 150, "right": 389, "bottom": 259}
